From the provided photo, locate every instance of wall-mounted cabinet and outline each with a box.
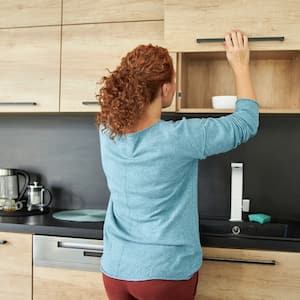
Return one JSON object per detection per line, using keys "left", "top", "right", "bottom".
{"left": 164, "top": 0, "right": 300, "bottom": 52}
{"left": 165, "top": 0, "right": 300, "bottom": 114}
{"left": 63, "top": 0, "right": 163, "bottom": 24}
{"left": 60, "top": 21, "right": 175, "bottom": 113}
{"left": 0, "top": 27, "right": 61, "bottom": 112}
{"left": 176, "top": 51, "right": 300, "bottom": 113}
{"left": 0, "top": 0, "right": 61, "bottom": 28}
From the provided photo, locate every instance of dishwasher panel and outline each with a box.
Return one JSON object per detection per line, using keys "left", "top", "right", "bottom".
{"left": 33, "top": 235, "right": 103, "bottom": 272}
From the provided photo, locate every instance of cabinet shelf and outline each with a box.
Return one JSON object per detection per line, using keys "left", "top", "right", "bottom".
{"left": 176, "top": 51, "right": 300, "bottom": 113}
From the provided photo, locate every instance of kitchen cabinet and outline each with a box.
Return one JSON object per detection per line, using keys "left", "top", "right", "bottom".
{"left": 33, "top": 235, "right": 106, "bottom": 300}
{"left": 63, "top": 0, "right": 163, "bottom": 24}
{"left": 0, "top": 0, "right": 61, "bottom": 28}
{"left": 60, "top": 21, "right": 176, "bottom": 113}
{"left": 0, "top": 232, "right": 32, "bottom": 300}
{"left": 196, "top": 247, "right": 300, "bottom": 300}
{"left": 164, "top": 0, "right": 300, "bottom": 52}
{"left": 0, "top": 26, "right": 61, "bottom": 112}
{"left": 33, "top": 267, "right": 107, "bottom": 300}
{"left": 165, "top": 0, "right": 300, "bottom": 113}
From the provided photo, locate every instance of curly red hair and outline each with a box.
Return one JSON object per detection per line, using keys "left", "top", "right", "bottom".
{"left": 96, "top": 44, "right": 174, "bottom": 139}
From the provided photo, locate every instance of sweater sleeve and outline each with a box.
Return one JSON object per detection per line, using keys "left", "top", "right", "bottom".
{"left": 177, "top": 99, "right": 259, "bottom": 159}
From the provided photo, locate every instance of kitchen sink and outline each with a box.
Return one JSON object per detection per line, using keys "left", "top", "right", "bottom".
{"left": 199, "top": 219, "right": 300, "bottom": 239}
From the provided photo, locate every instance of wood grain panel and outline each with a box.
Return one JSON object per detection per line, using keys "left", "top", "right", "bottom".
{"left": 60, "top": 21, "right": 165, "bottom": 112}
{"left": 63, "top": 0, "right": 163, "bottom": 24}
{"left": 165, "top": 0, "right": 300, "bottom": 52}
{"left": 0, "top": 232, "right": 32, "bottom": 300}
{"left": 33, "top": 266, "right": 108, "bottom": 300}
{"left": 0, "top": 0, "right": 61, "bottom": 28}
{"left": 0, "top": 27, "right": 61, "bottom": 112}
{"left": 177, "top": 51, "right": 300, "bottom": 112}
{"left": 196, "top": 247, "right": 300, "bottom": 300}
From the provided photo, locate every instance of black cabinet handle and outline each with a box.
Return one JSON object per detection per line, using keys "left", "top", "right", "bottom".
{"left": 203, "top": 256, "right": 277, "bottom": 266}
{"left": 83, "top": 251, "right": 103, "bottom": 258}
{"left": 196, "top": 36, "right": 285, "bottom": 43}
{"left": 0, "top": 101, "right": 37, "bottom": 105}
{"left": 81, "top": 101, "right": 99, "bottom": 105}
{"left": 0, "top": 240, "right": 7, "bottom": 245}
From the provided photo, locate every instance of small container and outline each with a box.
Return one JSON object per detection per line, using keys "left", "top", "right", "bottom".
{"left": 27, "top": 181, "right": 52, "bottom": 212}
{"left": 212, "top": 95, "right": 237, "bottom": 109}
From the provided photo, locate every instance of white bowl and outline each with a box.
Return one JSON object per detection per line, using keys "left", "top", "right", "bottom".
{"left": 212, "top": 95, "right": 237, "bottom": 109}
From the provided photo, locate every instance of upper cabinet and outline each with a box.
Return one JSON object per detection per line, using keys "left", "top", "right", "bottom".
{"left": 165, "top": 0, "right": 300, "bottom": 52}
{"left": 63, "top": 0, "right": 163, "bottom": 24}
{"left": 0, "top": 27, "right": 61, "bottom": 112}
{"left": 166, "top": 0, "right": 300, "bottom": 113}
{"left": 60, "top": 21, "right": 167, "bottom": 112}
{"left": 0, "top": 0, "right": 61, "bottom": 28}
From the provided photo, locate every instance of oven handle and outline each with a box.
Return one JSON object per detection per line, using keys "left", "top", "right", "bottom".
{"left": 57, "top": 241, "right": 103, "bottom": 252}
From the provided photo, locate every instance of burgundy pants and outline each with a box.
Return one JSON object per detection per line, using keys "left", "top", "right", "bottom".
{"left": 102, "top": 272, "right": 198, "bottom": 300}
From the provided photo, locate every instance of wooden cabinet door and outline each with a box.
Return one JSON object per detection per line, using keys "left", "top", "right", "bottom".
{"left": 33, "top": 266, "right": 108, "bottom": 300}
{"left": 60, "top": 21, "right": 171, "bottom": 112}
{"left": 63, "top": 0, "right": 163, "bottom": 24}
{"left": 0, "top": 27, "right": 61, "bottom": 112}
{"left": 165, "top": 0, "right": 300, "bottom": 52}
{"left": 0, "top": 232, "right": 32, "bottom": 300}
{"left": 196, "top": 247, "right": 300, "bottom": 300}
{"left": 0, "top": 0, "right": 61, "bottom": 28}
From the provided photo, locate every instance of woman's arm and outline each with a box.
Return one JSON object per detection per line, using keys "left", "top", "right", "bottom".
{"left": 224, "top": 30, "right": 257, "bottom": 101}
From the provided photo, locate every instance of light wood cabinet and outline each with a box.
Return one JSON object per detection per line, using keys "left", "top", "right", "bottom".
{"left": 165, "top": 0, "right": 300, "bottom": 113}
{"left": 63, "top": 0, "right": 163, "bottom": 24}
{"left": 196, "top": 247, "right": 300, "bottom": 300}
{"left": 165, "top": 0, "right": 300, "bottom": 52}
{"left": 0, "top": 232, "right": 32, "bottom": 300}
{"left": 0, "top": 0, "right": 61, "bottom": 28}
{"left": 60, "top": 21, "right": 175, "bottom": 112}
{"left": 0, "top": 27, "right": 61, "bottom": 112}
{"left": 176, "top": 51, "right": 300, "bottom": 113}
{"left": 33, "top": 266, "right": 107, "bottom": 300}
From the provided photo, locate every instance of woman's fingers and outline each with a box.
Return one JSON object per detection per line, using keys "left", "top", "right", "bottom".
{"left": 231, "top": 31, "right": 239, "bottom": 47}
{"left": 225, "top": 32, "right": 233, "bottom": 49}
{"left": 243, "top": 34, "right": 248, "bottom": 48}
{"left": 237, "top": 30, "right": 243, "bottom": 48}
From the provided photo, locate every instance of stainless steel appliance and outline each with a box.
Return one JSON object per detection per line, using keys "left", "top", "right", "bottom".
{"left": 33, "top": 235, "right": 103, "bottom": 272}
{"left": 27, "top": 181, "right": 52, "bottom": 212}
{"left": 0, "top": 168, "right": 30, "bottom": 210}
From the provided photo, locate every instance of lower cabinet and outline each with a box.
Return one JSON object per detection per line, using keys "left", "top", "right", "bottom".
{"left": 33, "top": 267, "right": 107, "bottom": 300}
{"left": 0, "top": 232, "right": 32, "bottom": 300}
{"left": 196, "top": 247, "right": 300, "bottom": 300}
{"left": 32, "top": 234, "right": 106, "bottom": 300}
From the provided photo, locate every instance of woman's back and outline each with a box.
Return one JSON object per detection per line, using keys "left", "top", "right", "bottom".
{"left": 100, "top": 101, "right": 258, "bottom": 280}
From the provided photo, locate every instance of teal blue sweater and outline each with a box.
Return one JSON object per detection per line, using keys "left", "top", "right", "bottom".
{"left": 99, "top": 99, "right": 259, "bottom": 280}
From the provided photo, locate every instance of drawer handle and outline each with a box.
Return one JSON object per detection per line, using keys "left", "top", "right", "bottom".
{"left": 57, "top": 241, "right": 103, "bottom": 252}
{"left": 0, "top": 101, "right": 37, "bottom": 105}
{"left": 0, "top": 240, "right": 7, "bottom": 245}
{"left": 83, "top": 251, "right": 103, "bottom": 258}
{"left": 82, "top": 101, "right": 99, "bottom": 105}
{"left": 203, "top": 256, "right": 277, "bottom": 266}
{"left": 196, "top": 36, "right": 285, "bottom": 43}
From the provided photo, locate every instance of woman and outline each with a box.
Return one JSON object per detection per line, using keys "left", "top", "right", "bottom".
{"left": 97, "top": 30, "right": 259, "bottom": 300}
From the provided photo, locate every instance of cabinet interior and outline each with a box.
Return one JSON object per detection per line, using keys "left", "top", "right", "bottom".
{"left": 177, "top": 51, "right": 300, "bottom": 113}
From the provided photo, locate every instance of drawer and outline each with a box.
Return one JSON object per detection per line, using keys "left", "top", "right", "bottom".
{"left": 33, "top": 235, "right": 103, "bottom": 272}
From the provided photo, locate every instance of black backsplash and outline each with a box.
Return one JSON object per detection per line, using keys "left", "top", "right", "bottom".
{"left": 0, "top": 113, "right": 299, "bottom": 222}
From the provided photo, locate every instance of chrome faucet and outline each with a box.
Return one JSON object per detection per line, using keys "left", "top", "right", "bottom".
{"left": 230, "top": 163, "right": 243, "bottom": 221}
